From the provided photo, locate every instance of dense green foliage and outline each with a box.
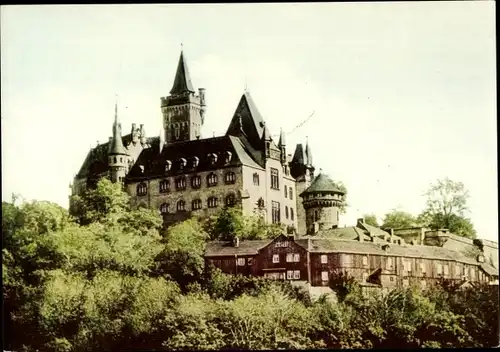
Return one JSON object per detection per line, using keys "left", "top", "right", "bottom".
{"left": 3, "top": 179, "right": 497, "bottom": 351}
{"left": 362, "top": 213, "right": 380, "bottom": 227}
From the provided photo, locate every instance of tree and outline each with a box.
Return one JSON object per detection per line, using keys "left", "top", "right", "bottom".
{"left": 381, "top": 209, "right": 418, "bottom": 229}
{"left": 333, "top": 180, "right": 349, "bottom": 214}
{"left": 419, "top": 178, "right": 476, "bottom": 238}
{"left": 363, "top": 214, "right": 379, "bottom": 227}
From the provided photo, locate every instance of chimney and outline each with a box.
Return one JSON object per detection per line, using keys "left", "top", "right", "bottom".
{"left": 357, "top": 218, "right": 365, "bottom": 227}
{"left": 131, "top": 123, "right": 137, "bottom": 133}
{"left": 233, "top": 237, "right": 240, "bottom": 248}
{"left": 382, "top": 244, "right": 390, "bottom": 251}
{"left": 358, "top": 233, "right": 364, "bottom": 242}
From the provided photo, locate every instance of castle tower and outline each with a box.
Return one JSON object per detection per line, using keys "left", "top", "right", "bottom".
{"left": 108, "top": 100, "right": 129, "bottom": 183}
{"left": 160, "top": 50, "right": 206, "bottom": 144}
{"left": 290, "top": 139, "right": 315, "bottom": 235}
{"left": 300, "top": 172, "right": 345, "bottom": 235}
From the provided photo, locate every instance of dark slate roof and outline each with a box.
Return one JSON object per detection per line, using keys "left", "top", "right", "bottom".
{"left": 170, "top": 51, "right": 195, "bottom": 94}
{"left": 226, "top": 92, "right": 271, "bottom": 150}
{"left": 109, "top": 124, "right": 128, "bottom": 155}
{"left": 205, "top": 240, "right": 271, "bottom": 256}
{"left": 76, "top": 135, "right": 158, "bottom": 178}
{"left": 291, "top": 143, "right": 307, "bottom": 165}
{"left": 301, "top": 173, "right": 344, "bottom": 196}
{"left": 305, "top": 226, "right": 371, "bottom": 242}
{"left": 126, "top": 135, "right": 262, "bottom": 180}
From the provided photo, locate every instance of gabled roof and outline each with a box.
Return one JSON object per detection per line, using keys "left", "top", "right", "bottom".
{"left": 301, "top": 173, "right": 344, "bottom": 196}
{"left": 126, "top": 135, "right": 262, "bottom": 180}
{"left": 170, "top": 51, "right": 195, "bottom": 94}
{"left": 226, "top": 92, "right": 271, "bottom": 149}
{"left": 205, "top": 240, "right": 271, "bottom": 256}
{"left": 305, "top": 226, "right": 371, "bottom": 242}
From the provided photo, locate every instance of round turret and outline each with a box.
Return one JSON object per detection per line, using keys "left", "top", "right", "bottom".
{"left": 300, "top": 172, "right": 345, "bottom": 234}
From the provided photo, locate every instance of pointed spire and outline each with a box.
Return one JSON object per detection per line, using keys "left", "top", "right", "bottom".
{"left": 170, "top": 50, "right": 195, "bottom": 95}
{"left": 109, "top": 99, "right": 128, "bottom": 156}
{"left": 305, "top": 136, "right": 313, "bottom": 166}
{"left": 278, "top": 127, "right": 286, "bottom": 147}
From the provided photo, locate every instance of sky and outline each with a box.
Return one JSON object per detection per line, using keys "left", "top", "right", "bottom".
{"left": 1, "top": 3, "right": 497, "bottom": 241}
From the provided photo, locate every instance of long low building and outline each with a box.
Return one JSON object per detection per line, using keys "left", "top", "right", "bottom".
{"left": 204, "top": 218, "right": 499, "bottom": 294}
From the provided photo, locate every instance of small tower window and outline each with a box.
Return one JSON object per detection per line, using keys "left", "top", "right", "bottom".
{"left": 159, "top": 179, "right": 170, "bottom": 193}
{"left": 224, "top": 171, "right": 236, "bottom": 184}
{"left": 207, "top": 173, "right": 218, "bottom": 187}
{"left": 160, "top": 203, "right": 170, "bottom": 214}
{"left": 165, "top": 160, "right": 172, "bottom": 172}
{"left": 289, "top": 188, "right": 293, "bottom": 200}
{"left": 114, "top": 156, "right": 117, "bottom": 163}
{"left": 314, "top": 210, "right": 319, "bottom": 222}
{"left": 176, "top": 200, "right": 186, "bottom": 212}
{"left": 225, "top": 193, "right": 236, "bottom": 207}
{"left": 191, "top": 175, "right": 201, "bottom": 189}
{"left": 208, "top": 196, "right": 219, "bottom": 208}
{"left": 192, "top": 199, "right": 202, "bottom": 210}
{"left": 192, "top": 156, "right": 199, "bottom": 168}
{"left": 137, "top": 182, "right": 147, "bottom": 196}
{"left": 253, "top": 173, "right": 260, "bottom": 186}
{"left": 175, "top": 176, "right": 187, "bottom": 190}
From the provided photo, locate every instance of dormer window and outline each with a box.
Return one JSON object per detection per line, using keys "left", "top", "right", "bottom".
{"left": 137, "top": 182, "right": 147, "bottom": 196}
{"left": 207, "top": 153, "right": 218, "bottom": 165}
{"left": 191, "top": 175, "right": 201, "bottom": 189}
{"left": 176, "top": 200, "right": 186, "bottom": 212}
{"left": 139, "top": 165, "right": 145, "bottom": 174}
{"left": 159, "top": 179, "right": 170, "bottom": 193}
{"left": 192, "top": 156, "right": 199, "bottom": 168}
{"left": 175, "top": 176, "right": 187, "bottom": 190}
{"left": 224, "top": 171, "right": 236, "bottom": 184}
{"left": 165, "top": 160, "right": 172, "bottom": 172}
{"left": 178, "top": 158, "right": 187, "bottom": 170}
{"left": 207, "top": 173, "right": 218, "bottom": 187}
{"left": 225, "top": 151, "right": 232, "bottom": 164}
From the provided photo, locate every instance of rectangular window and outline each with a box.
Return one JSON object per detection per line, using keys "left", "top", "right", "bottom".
{"left": 341, "top": 254, "right": 353, "bottom": 267}
{"left": 287, "top": 270, "right": 293, "bottom": 280}
{"left": 275, "top": 241, "right": 289, "bottom": 248}
{"left": 455, "top": 265, "right": 461, "bottom": 277}
{"left": 293, "top": 253, "right": 300, "bottom": 262}
{"left": 271, "top": 168, "right": 280, "bottom": 190}
{"left": 420, "top": 262, "right": 426, "bottom": 274}
{"left": 272, "top": 254, "right": 280, "bottom": 263}
{"left": 271, "top": 201, "right": 281, "bottom": 224}
{"left": 284, "top": 185, "right": 287, "bottom": 198}
{"left": 469, "top": 267, "right": 475, "bottom": 278}
{"left": 286, "top": 253, "right": 293, "bottom": 262}
{"left": 237, "top": 258, "right": 245, "bottom": 266}
{"left": 253, "top": 173, "right": 260, "bottom": 186}
{"left": 285, "top": 206, "right": 289, "bottom": 219}
{"left": 321, "top": 271, "right": 329, "bottom": 282}
{"left": 386, "top": 257, "right": 393, "bottom": 270}
{"left": 293, "top": 270, "right": 300, "bottom": 279}
{"left": 362, "top": 256, "right": 368, "bottom": 266}
{"left": 290, "top": 208, "right": 294, "bottom": 221}
{"left": 443, "top": 265, "right": 449, "bottom": 276}
{"left": 437, "top": 263, "right": 443, "bottom": 275}
{"left": 321, "top": 254, "right": 328, "bottom": 264}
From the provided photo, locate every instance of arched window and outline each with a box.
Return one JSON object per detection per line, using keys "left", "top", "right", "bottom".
{"left": 225, "top": 193, "right": 236, "bottom": 207}
{"left": 224, "top": 171, "right": 236, "bottom": 184}
{"left": 178, "top": 158, "right": 187, "bottom": 170}
{"left": 192, "top": 156, "right": 200, "bottom": 168}
{"left": 207, "top": 196, "right": 218, "bottom": 208}
{"left": 207, "top": 173, "right": 218, "bottom": 187}
{"left": 160, "top": 203, "right": 170, "bottom": 214}
{"left": 175, "top": 176, "right": 187, "bottom": 190}
{"left": 224, "top": 151, "right": 232, "bottom": 164}
{"left": 177, "top": 200, "right": 186, "bottom": 212}
{"left": 137, "top": 182, "right": 147, "bottom": 196}
{"left": 285, "top": 206, "right": 289, "bottom": 219}
{"left": 192, "top": 199, "right": 202, "bottom": 210}
{"left": 284, "top": 185, "right": 288, "bottom": 198}
{"left": 289, "top": 187, "right": 293, "bottom": 200}
{"left": 113, "top": 156, "right": 117, "bottom": 163}
{"left": 191, "top": 175, "right": 201, "bottom": 189}
{"left": 290, "top": 208, "right": 294, "bottom": 221}
{"left": 159, "top": 179, "right": 170, "bottom": 193}
{"left": 207, "top": 153, "right": 218, "bottom": 165}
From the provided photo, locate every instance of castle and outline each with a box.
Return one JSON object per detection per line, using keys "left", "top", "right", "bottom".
{"left": 71, "top": 50, "right": 498, "bottom": 296}
{"left": 72, "top": 50, "right": 339, "bottom": 235}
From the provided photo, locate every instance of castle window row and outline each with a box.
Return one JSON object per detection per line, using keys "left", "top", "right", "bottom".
{"left": 159, "top": 193, "right": 237, "bottom": 214}
{"left": 137, "top": 172, "right": 237, "bottom": 196}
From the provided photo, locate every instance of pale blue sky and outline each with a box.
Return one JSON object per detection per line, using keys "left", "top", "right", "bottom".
{"left": 1, "top": 3, "right": 497, "bottom": 240}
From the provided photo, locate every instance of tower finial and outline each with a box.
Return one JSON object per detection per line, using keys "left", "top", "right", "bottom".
{"left": 114, "top": 93, "right": 118, "bottom": 125}
{"left": 181, "top": 42, "right": 183, "bottom": 51}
